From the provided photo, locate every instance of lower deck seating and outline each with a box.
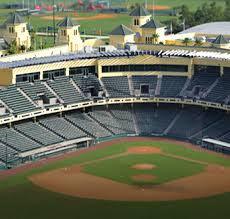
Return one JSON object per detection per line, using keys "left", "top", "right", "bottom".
{"left": 89, "top": 106, "right": 128, "bottom": 134}
{"left": 191, "top": 115, "right": 230, "bottom": 141}
{"left": 66, "top": 112, "right": 111, "bottom": 138}
{"left": 0, "top": 127, "right": 41, "bottom": 152}
{"left": 0, "top": 103, "right": 230, "bottom": 164}
{"left": 134, "top": 104, "right": 179, "bottom": 135}
{"left": 39, "top": 116, "right": 87, "bottom": 140}
{"left": 109, "top": 104, "right": 135, "bottom": 134}
{"left": 15, "top": 121, "right": 64, "bottom": 146}
{"left": 0, "top": 142, "right": 18, "bottom": 163}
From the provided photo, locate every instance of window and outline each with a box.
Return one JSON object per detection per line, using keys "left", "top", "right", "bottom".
{"left": 70, "top": 66, "right": 96, "bottom": 75}
{"left": 101, "top": 64, "right": 188, "bottom": 73}
{"left": 61, "top": 30, "right": 67, "bottom": 36}
{"left": 16, "top": 72, "right": 40, "bottom": 83}
{"left": 194, "top": 65, "right": 220, "bottom": 74}
{"left": 134, "top": 19, "right": 139, "bottom": 26}
{"left": 22, "top": 27, "right": 25, "bottom": 32}
{"left": 145, "top": 37, "right": 152, "bottom": 44}
{"left": 74, "top": 30, "right": 78, "bottom": 35}
{"left": 43, "top": 69, "right": 65, "bottom": 80}
{"left": 9, "top": 27, "right": 14, "bottom": 33}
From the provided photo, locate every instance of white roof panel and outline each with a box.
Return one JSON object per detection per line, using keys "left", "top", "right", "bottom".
{"left": 179, "top": 22, "right": 230, "bottom": 36}
{"left": 202, "top": 138, "right": 230, "bottom": 148}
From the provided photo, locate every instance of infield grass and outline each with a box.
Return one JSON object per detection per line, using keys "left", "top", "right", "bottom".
{"left": 83, "top": 154, "right": 205, "bottom": 185}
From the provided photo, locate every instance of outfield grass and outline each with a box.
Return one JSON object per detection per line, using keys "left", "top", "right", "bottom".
{"left": 0, "top": 140, "right": 229, "bottom": 219}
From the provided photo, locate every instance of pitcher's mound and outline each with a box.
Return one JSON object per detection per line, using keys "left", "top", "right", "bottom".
{"left": 132, "top": 164, "right": 156, "bottom": 170}
{"left": 128, "top": 146, "right": 161, "bottom": 154}
{"left": 132, "top": 174, "right": 156, "bottom": 182}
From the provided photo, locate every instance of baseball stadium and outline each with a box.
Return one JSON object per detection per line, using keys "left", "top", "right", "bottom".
{"left": 0, "top": 3, "right": 230, "bottom": 219}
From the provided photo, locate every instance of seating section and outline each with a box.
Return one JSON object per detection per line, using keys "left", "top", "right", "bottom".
{"left": 109, "top": 104, "right": 135, "bottom": 134}
{"left": 39, "top": 117, "right": 86, "bottom": 140}
{"left": 191, "top": 115, "right": 230, "bottom": 141}
{"left": 15, "top": 121, "right": 64, "bottom": 146}
{"left": 102, "top": 77, "right": 131, "bottom": 97}
{"left": 47, "top": 76, "right": 85, "bottom": 104}
{"left": 0, "top": 127, "right": 41, "bottom": 152}
{"left": 205, "top": 74, "right": 230, "bottom": 103}
{"left": 134, "top": 104, "right": 179, "bottom": 135}
{"left": 72, "top": 74, "right": 102, "bottom": 95}
{"left": 167, "top": 107, "right": 204, "bottom": 138}
{"left": 0, "top": 142, "right": 18, "bottom": 163}
{"left": 219, "top": 131, "right": 230, "bottom": 142}
{"left": 89, "top": 106, "right": 128, "bottom": 134}
{"left": 186, "top": 72, "right": 219, "bottom": 92}
{"left": 17, "top": 81, "right": 55, "bottom": 101}
{"left": 66, "top": 112, "right": 111, "bottom": 138}
{"left": 0, "top": 86, "right": 38, "bottom": 114}
{"left": 132, "top": 75, "right": 157, "bottom": 95}
{"left": 160, "top": 76, "right": 187, "bottom": 97}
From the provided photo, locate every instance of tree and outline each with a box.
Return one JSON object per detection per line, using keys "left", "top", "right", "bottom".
{"left": 7, "top": 40, "right": 17, "bottom": 54}
{"left": 182, "top": 38, "right": 191, "bottom": 46}
{"left": 179, "top": 5, "right": 195, "bottom": 28}
{"left": 194, "top": 38, "right": 203, "bottom": 47}
{"left": 30, "top": 29, "right": 36, "bottom": 51}
{"left": 152, "top": 33, "right": 159, "bottom": 44}
{"left": 225, "top": 0, "right": 230, "bottom": 20}
{"left": 226, "top": 0, "right": 230, "bottom": 6}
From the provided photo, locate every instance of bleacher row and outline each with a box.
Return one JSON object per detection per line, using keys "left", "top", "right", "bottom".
{"left": 0, "top": 103, "right": 230, "bottom": 163}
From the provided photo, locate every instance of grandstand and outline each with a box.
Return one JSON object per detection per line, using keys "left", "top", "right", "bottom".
{"left": 0, "top": 49, "right": 230, "bottom": 167}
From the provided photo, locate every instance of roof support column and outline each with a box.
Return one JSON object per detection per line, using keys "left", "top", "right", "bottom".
{"left": 66, "top": 67, "right": 70, "bottom": 76}
{"left": 220, "top": 66, "right": 224, "bottom": 76}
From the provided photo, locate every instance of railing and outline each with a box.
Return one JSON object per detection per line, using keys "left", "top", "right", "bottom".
{"left": 0, "top": 97, "right": 229, "bottom": 125}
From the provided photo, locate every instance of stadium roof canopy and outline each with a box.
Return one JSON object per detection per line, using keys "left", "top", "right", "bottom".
{"left": 110, "top": 24, "right": 134, "bottom": 36}
{"left": 0, "top": 49, "right": 230, "bottom": 70}
{"left": 179, "top": 22, "right": 230, "bottom": 37}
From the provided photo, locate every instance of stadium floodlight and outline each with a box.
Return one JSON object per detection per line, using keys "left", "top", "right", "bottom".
{"left": 53, "top": 0, "right": 56, "bottom": 45}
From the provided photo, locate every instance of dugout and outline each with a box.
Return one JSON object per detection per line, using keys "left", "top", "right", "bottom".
{"left": 202, "top": 138, "right": 230, "bottom": 155}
